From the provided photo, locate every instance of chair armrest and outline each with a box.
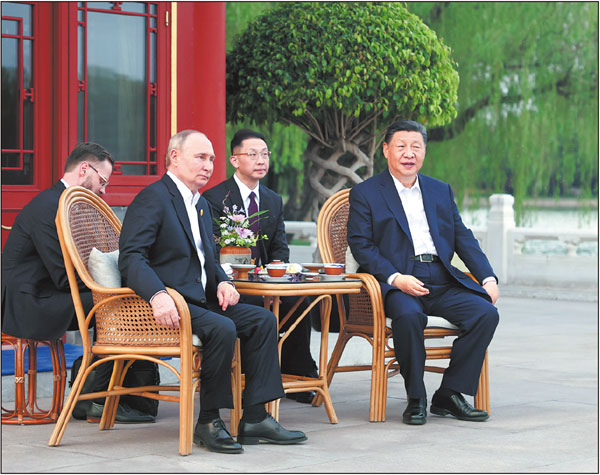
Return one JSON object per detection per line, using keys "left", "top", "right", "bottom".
{"left": 89, "top": 287, "right": 192, "bottom": 348}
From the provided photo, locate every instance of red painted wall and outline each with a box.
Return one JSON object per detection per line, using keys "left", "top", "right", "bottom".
{"left": 176, "top": 2, "right": 227, "bottom": 189}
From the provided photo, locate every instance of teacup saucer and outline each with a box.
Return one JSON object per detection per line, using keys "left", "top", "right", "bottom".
{"left": 263, "top": 275, "right": 290, "bottom": 282}
{"left": 319, "top": 274, "right": 348, "bottom": 281}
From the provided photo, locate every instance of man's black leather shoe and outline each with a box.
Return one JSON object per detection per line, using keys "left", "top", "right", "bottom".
{"left": 193, "top": 418, "right": 243, "bottom": 454}
{"left": 237, "top": 414, "right": 307, "bottom": 445}
{"left": 402, "top": 398, "right": 427, "bottom": 425}
{"left": 86, "top": 402, "right": 155, "bottom": 424}
{"left": 430, "top": 391, "right": 489, "bottom": 422}
{"left": 285, "top": 390, "right": 316, "bottom": 404}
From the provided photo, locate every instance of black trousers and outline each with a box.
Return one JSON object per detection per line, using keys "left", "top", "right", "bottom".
{"left": 385, "top": 261, "right": 499, "bottom": 399}
{"left": 188, "top": 301, "right": 285, "bottom": 411}
{"left": 241, "top": 294, "right": 318, "bottom": 377}
{"left": 93, "top": 300, "right": 285, "bottom": 411}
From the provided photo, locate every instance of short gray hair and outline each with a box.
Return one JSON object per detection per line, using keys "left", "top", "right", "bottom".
{"left": 165, "top": 130, "right": 206, "bottom": 167}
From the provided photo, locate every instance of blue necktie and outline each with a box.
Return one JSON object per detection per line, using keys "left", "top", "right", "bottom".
{"left": 248, "top": 192, "right": 260, "bottom": 263}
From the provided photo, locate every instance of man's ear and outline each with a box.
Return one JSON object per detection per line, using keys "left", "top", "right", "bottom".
{"left": 229, "top": 155, "right": 239, "bottom": 169}
{"left": 169, "top": 148, "right": 179, "bottom": 165}
{"left": 78, "top": 161, "right": 89, "bottom": 177}
{"left": 382, "top": 142, "right": 390, "bottom": 160}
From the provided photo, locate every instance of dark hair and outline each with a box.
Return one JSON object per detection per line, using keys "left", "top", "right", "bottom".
{"left": 64, "top": 142, "right": 113, "bottom": 172}
{"left": 230, "top": 129, "right": 268, "bottom": 155}
{"left": 384, "top": 120, "right": 428, "bottom": 145}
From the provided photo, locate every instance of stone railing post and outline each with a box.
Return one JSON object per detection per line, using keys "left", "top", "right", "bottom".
{"left": 486, "top": 194, "right": 515, "bottom": 284}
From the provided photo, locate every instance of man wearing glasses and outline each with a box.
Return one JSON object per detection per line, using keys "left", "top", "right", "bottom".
{"left": 203, "top": 129, "right": 319, "bottom": 404}
{"left": 2, "top": 143, "right": 154, "bottom": 423}
{"left": 3, "top": 142, "right": 113, "bottom": 340}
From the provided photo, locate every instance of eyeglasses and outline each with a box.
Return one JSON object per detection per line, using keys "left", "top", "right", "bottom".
{"left": 235, "top": 150, "right": 271, "bottom": 161}
{"left": 88, "top": 163, "right": 110, "bottom": 187}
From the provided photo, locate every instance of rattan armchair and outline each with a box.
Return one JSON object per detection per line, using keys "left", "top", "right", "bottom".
{"left": 48, "top": 186, "right": 241, "bottom": 455}
{"left": 315, "top": 189, "right": 489, "bottom": 422}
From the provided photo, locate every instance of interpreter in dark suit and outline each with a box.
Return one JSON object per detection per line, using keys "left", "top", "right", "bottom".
{"left": 347, "top": 120, "right": 499, "bottom": 425}
{"left": 202, "top": 129, "right": 318, "bottom": 404}
{"left": 2, "top": 143, "right": 155, "bottom": 424}
{"left": 118, "top": 130, "right": 307, "bottom": 454}
{"left": 2, "top": 143, "right": 113, "bottom": 341}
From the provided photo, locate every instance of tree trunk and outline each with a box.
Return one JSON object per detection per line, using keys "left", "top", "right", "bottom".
{"left": 302, "top": 137, "right": 373, "bottom": 220}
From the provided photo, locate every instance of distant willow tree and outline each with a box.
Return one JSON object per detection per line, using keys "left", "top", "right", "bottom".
{"left": 407, "top": 2, "right": 598, "bottom": 212}
{"left": 227, "top": 2, "right": 459, "bottom": 218}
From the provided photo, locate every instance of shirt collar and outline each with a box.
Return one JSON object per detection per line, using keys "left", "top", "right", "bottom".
{"left": 167, "top": 170, "right": 200, "bottom": 207}
{"left": 60, "top": 178, "right": 71, "bottom": 188}
{"left": 391, "top": 173, "right": 421, "bottom": 194}
{"left": 233, "top": 173, "right": 259, "bottom": 202}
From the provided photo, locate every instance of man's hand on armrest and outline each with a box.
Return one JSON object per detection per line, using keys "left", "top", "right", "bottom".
{"left": 150, "top": 290, "right": 181, "bottom": 328}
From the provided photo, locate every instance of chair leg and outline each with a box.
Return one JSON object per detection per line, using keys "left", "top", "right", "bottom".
{"left": 179, "top": 351, "right": 194, "bottom": 456}
{"left": 49, "top": 340, "right": 66, "bottom": 421}
{"left": 474, "top": 350, "right": 490, "bottom": 414}
{"left": 369, "top": 339, "right": 387, "bottom": 422}
{"left": 49, "top": 354, "right": 94, "bottom": 446}
{"left": 229, "top": 339, "right": 242, "bottom": 437}
{"left": 100, "top": 359, "right": 125, "bottom": 430}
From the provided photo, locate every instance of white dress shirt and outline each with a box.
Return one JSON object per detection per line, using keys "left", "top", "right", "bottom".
{"left": 387, "top": 174, "right": 495, "bottom": 287}
{"left": 392, "top": 175, "right": 437, "bottom": 257}
{"left": 167, "top": 171, "right": 207, "bottom": 291}
{"left": 233, "top": 173, "right": 260, "bottom": 216}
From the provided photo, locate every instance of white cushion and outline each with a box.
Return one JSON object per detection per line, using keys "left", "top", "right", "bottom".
{"left": 192, "top": 334, "right": 203, "bottom": 347}
{"left": 345, "top": 246, "right": 359, "bottom": 273}
{"left": 88, "top": 248, "right": 203, "bottom": 347}
{"left": 386, "top": 316, "right": 458, "bottom": 330}
{"left": 88, "top": 247, "right": 121, "bottom": 288}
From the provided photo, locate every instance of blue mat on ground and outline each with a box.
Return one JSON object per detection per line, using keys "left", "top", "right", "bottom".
{"left": 1, "top": 343, "right": 84, "bottom": 376}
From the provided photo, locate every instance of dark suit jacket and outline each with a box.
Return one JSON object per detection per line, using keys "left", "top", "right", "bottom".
{"left": 119, "top": 174, "right": 229, "bottom": 306}
{"left": 202, "top": 176, "right": 289, "bottom": 266}
{"left": 347, "top": 170, "right": 496, "bottom": 302}
{"left": 2, "top": 181, "right": 88, "bottom": 340}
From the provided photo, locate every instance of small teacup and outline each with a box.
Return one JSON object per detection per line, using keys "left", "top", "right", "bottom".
{"left": 323, "top": 263, "right": 344, "bottom": 275}
{"left": 266, "top": 263, "right": 287, "bottom": 277}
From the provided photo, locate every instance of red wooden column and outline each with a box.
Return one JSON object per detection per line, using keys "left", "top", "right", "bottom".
{"left": 175, "top": 2, "right": 226, "bottom": 187}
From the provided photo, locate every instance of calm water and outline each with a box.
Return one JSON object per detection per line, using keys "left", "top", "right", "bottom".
{"left": 460, "top": 207, "right": 598, "bottom": 256}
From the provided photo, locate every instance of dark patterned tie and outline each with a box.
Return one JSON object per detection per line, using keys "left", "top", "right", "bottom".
{"left": 248, "top": 191, "right": 260, "bottom": 263}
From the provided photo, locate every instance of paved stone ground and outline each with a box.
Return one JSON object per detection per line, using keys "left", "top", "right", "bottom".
{"left": 2, "top": 295, "right": 598, "bottom": 473}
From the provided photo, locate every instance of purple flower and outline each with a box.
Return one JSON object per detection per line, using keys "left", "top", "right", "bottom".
{"left": 230, "top": 214, "right": 246, "bottom": 223}
{"left": 235, "top": 227, "right": 253, "bottom": 238}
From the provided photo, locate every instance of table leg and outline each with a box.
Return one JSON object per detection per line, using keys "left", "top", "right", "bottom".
{"left": 279, "top": 294, "right": 338, "bottom": 424}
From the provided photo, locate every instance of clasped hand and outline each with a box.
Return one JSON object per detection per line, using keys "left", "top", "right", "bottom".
{"left": 393, "top": 274, "right": 499, "bottom": 304}
{"left": 392, "top": 274, "right": 429, "bottom": 297}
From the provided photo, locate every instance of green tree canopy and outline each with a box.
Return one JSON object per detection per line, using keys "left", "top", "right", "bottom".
{"left": 227, "top": 2, "right": 459, "bottom": 217}
{"left": 406, "top": 2, "right": 598, "bottom": 213}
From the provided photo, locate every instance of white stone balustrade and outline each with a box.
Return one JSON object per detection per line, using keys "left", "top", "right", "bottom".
{"left": 284, "top": 193, "right": 598, "bottom": 290}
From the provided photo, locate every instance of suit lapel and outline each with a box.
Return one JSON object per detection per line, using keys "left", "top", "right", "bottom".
{"left": 419, "top": 175, "right": 440, "bottom": 241}
{"left": 162, "top": 175, "right": 196, "bottom": 250}
{"left": 379, "top": 171, "right": 412, "bottom": 241}
{"left": 196, "top": 198, "right": 216, "bottom": 284}
{"left": 257, "top": 184, "right": 274, "bottom": 232}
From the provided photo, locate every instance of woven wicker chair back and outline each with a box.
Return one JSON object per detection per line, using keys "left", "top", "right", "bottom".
{"left": 319, "top": 190, "right": 376, "bottom": 326}
{"left": 62, "top": 188, "right": 181, "bottom": 347}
